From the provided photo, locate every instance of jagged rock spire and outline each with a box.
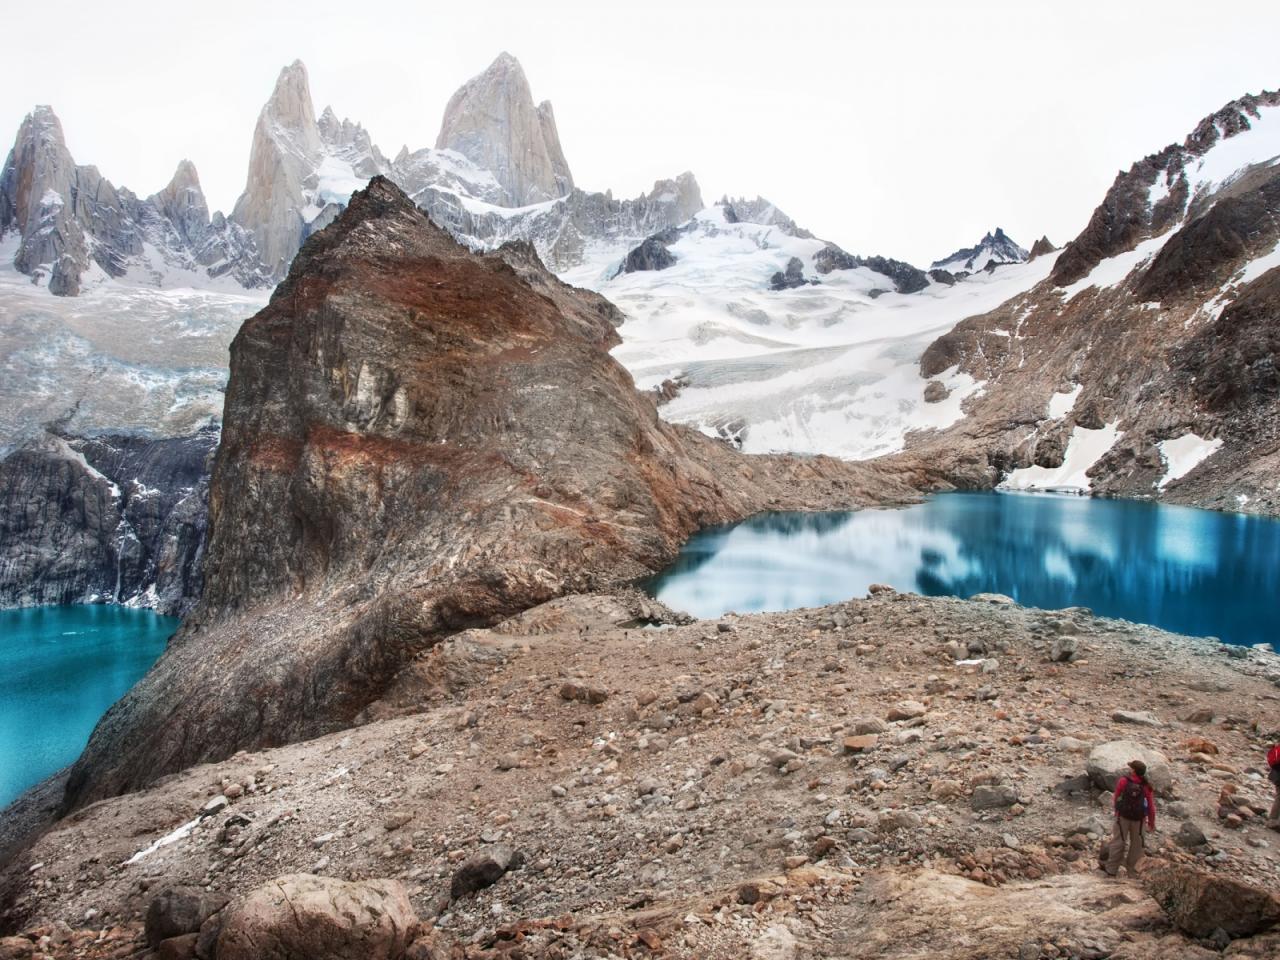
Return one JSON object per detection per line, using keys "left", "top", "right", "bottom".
{"left": 435, "top": 52, "right": 573, "bottom": 206}
{"left": 230, "top": 60, "right": 325, "bottom": 277}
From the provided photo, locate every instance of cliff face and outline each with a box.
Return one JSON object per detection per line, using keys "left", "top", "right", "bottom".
{"left": 63, "top": 178, "right": 913, "bottom": 808}
{"left": 0, "top": 430, "right": 214, "bottom": 615}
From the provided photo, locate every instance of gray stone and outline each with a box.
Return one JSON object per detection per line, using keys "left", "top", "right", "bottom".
{"left": 450, "top": 845, "right": 523, "bottom": 899}
{"left": 145, "top": 888, "right": 230, "bottom": 947}
{"left": 971, "top": 784, "right": 1017, "bottom": 810}
{"left": 1086, "top": 740, "right": 1172, "bottom": 795}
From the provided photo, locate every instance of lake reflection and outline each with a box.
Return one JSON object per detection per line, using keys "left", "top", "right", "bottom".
{"left": 645, "top": 492, "right": 1280, "bottom": 646}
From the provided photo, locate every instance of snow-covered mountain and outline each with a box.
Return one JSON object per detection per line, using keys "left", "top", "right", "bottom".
{"left": 930, "top": 227, "right": 1029, "bottom": 276}
{"left": 909, "top": 88, "right": 1280, "bottom": 513}
{"left": 0, "top": 53, "right": 701, "bottom": 294}
{"left": 564, "top": 198, "right": 1056, "bottom": 459}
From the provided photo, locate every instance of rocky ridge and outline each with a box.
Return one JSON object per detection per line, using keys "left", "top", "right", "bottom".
{"left": 0, "top": 108, "right": 266, "bottom": 295}
{"left": 905, "top": 89, "right": 1280, "bottom": 514}
{"left": 59, "top": 177, "right": 920, "bottom": 810}
{"left": 4, "top": 589, "right": 1280, "bottom": 957}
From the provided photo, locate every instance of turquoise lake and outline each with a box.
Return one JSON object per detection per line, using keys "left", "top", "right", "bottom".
{"left": 646, "top": 491, "right": 1280, "bottom": 646}
{"left": 0, "top": 605, "right": 176, "bottom": 809}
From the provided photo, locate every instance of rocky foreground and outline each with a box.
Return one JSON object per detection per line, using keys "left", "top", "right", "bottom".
{"left": 3, "top": 589, "right": 1279, "bottom": 958}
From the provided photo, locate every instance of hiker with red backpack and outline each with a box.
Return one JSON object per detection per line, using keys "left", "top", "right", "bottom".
{"left": 1268, "top": 743, "right": 1280, "bottom": 826}
{"left": 1104, "top": 759, "right": 1156, "bottom": 877}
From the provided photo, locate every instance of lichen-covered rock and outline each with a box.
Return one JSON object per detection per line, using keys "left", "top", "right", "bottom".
{"left": 216, "top": 875, "right": 417, "bottom": 960}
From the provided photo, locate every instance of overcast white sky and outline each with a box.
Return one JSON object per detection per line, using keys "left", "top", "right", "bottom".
{"left": 4, "top": 0, "right": 1278, "bottom": 265}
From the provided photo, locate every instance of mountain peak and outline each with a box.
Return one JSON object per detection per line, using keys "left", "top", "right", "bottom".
{"left": 931, "top": 228, "right": 1028, "bottom": 273}
{"left": 263, "top": 59, "right": 318, "bottom": 137}
{"left": 435, "top": 52, "right": 573, "bottom": 206}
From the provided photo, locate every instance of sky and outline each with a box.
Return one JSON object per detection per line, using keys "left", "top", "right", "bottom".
{"left": 3, "top": 0, "right": 1279, "bottom": 267}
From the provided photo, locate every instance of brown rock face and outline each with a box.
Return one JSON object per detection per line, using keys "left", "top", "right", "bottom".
{"left": 216, "top": 875, "right": 417, "bottom": 960}
{"left": 63, "top": 177, "right": 913, "bottom": 808}
{"left": 1144, "top": 861, "right": 1280, "bottom": 939}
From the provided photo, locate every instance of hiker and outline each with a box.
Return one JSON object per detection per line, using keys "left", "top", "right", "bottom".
{"left": 1268, "top": 743, "right": 1280, "bottom": 826}
{"left": 1104, "top": 759, "right": 1156, "bottom": 877}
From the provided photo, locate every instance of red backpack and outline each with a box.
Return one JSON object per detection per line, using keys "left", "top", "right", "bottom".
{"left": 1116, "top": 776, "right": 1147, "bottom": 820}
{"left": 1269, "top": 744, "right": 1280, "bottom": 769}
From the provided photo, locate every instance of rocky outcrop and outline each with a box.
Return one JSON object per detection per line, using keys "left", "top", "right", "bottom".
{"left": 613, "top": 231, "right": 682, "bottom": 277}
{"left": 1051, "top": 90, "right": 1280, "bottom": 289}
{"left": 813, "top": 244, "right": 930, "bottom": 294}
{"left": 0, "top": 430, "right": 213, "bottom": 615}
{"left": 721, "top": 196, "right": 813, "bottom": 238}
{"left": 1028, "top": 235, "right": 1056, "bottom": 260}
{"left": 435, "top": 52, "right": 572, "bottom": 206}
{"left": 1144, "top": 861, "right": 1280, "bottom": 939}
{"left": 770, "top": 256, "right": 814, "bottom": 290}
{"left": 0, "top": 107, "right": 267, "bottom": 294}
{"left": 61, "top": 178, "right": 913, "bottom": 808}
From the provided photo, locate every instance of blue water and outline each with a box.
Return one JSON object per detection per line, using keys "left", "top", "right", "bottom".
{"left": 646, "top": 492, "right": 1280, "bottom": 646}
{"left": 0, "top": 605, "right": 176, "bottom": 808}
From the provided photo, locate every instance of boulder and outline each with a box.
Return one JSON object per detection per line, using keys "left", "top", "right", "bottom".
{"left": 1086, "top": 740, "right": 1172, "bottom": 795}
{"left": 451, "top": 845, "right": 523, "bottom": 899}
{"left": 1112, "top": 709, "right": 1163, "bottom": 727}
{"left": 0, "top": 938, "right": 33, "bottom": 960}
{"left": 842, "top": 734, "right": 879, "bottom": 754}
{"left": 923, "top": 380, "right": 949, "bottom": 404}
{"left": 971, "top": 784, "right": 1017, "bottom": 810}
{"left": 216, "top": 874, "right": 417, "bottom": 960}
{"left": 1174, "top": 821, "right": 1208, "bottom": 849}
{"left": 887, "top": 700, "right": 927, "bottom": 721}
{"left": 145, "top": 888, "right": 230, "bottom": 947}
{"left": 1143, "top": 860, "right": 1280, "bottom": 939}
{"left": 1049, "top": 635, "right": 1078, "bottom": 662}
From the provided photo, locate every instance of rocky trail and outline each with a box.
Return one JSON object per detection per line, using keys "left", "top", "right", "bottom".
{"left": 3, "top": 589, "right": 1279, "bottom": 958}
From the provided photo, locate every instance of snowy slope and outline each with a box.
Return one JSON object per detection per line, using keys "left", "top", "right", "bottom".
{"left": 567, "top": 204, "right": 1059, "bottom": 460}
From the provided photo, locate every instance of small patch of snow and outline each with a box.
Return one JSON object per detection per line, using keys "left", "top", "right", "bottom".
{"left": 1157, "top": 433, "right": 1223, "bottom": 490}
{"left": 1047, "top": 384, "right": 1082, "bottom": 419}
{"left": 999, "top": 422, "right": 1123, "bottom": 493}
{"left": 124, "top": 817, "right": 201, "bottom": 865}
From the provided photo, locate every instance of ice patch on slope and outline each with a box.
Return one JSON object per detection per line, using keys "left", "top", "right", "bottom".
{"left": 1060, "top": 234, "right": 1170, "bottom": 300}
{"left": 1000, "top": 422, "right": 1122, "bottom": 493}
{"left": 1157, "top": 433, "right": 1223, "bottom": 489}
{"left": 1189, "top": 104, "right": 1280, "bottom": 198}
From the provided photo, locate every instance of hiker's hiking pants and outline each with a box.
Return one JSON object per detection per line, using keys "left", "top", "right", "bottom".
{"left": 1105, "top": 817, "right": 1144, "bottom": 876}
